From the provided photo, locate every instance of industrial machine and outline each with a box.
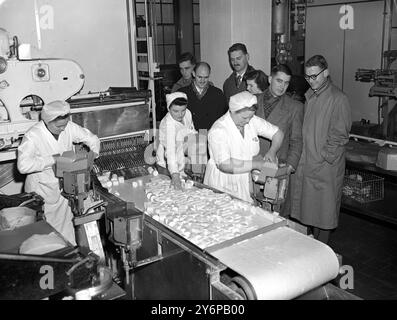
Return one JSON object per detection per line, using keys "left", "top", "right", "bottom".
{"left": 94, "top": 172, "right": 353, "bottom": 300}
{"left": 66, "top": 95, "right": 356, "bottom": 300}
{"left": 273, "top": 0, "right": 293, "bottom": 65}
{"left": 252, "top": 162, "right": 290, "bottom": 212}
{"left": 0, "top": 193, "right": 121, "bottom": 300}
{"left": 0, "top": 28, "right": 85, "bottom": 160}
{"left": 54, "top": 149, "right": 107, "bottom": 262}
{"left": 355, "top": 68, "right": 397, "bottom": 98}
{"left": 355, "top": 50, "right": 397, "bottom": 139}
{"left": 54, "top": 150, "right": 96, "bottom": 216}
{"left": 0, "top": 239, "right": 115, "bottom": 300}
{"left": 66, "top": 88, "right": 157, "bottom": 294}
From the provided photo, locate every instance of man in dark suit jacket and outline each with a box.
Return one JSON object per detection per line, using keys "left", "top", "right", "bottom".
{"left": 179, "top": 62, "right": 227, "bottom": 131}
{"left": 246, "top": 65, "right": 303, "bottom": 217}
{"left": 223, "top": 43, "right": 255, "bottom": 102}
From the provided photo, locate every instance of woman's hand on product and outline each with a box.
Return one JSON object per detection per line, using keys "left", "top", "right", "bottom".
{"left": 171, "top": 173, "right": 183, "bottom": 190}
{"left": 286, "top": 164, "right": 295, "bottom": 175}
{"left": 263, "top": 151, "right": 278, "bottom": 164}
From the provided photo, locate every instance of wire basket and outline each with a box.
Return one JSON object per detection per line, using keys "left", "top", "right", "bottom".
{"left": 342, "top": 169, "right": 384, "bottom": 203}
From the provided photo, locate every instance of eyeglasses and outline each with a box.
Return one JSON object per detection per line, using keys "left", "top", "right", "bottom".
{"left": 304, "top": 69, "right": 325, "bottom": 81}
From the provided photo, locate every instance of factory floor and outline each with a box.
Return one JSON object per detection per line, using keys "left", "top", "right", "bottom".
{"left": 328, "top": 211, "right": 397, "bottom": 300}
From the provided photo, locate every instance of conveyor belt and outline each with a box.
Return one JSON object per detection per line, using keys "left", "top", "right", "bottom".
{"left": 102, "top": 174, "right": 341, "bottom": 299}
{"left": 211, "top": 227, "right": 340, "bottom": 300}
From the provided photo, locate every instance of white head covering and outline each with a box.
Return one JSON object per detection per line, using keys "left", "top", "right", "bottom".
{"left": 41, "top": 100, "right": 70, "bottom": 124}
{"left": 229, "top": 91, "right": 257, "bottom": 113}
{"left": 166, "top": 92, "right": 188, "bottom": 110}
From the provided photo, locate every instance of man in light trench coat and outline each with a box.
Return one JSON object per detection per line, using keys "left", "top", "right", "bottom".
{"left": 290, "top": 55, "right": 352, "bottom": 244}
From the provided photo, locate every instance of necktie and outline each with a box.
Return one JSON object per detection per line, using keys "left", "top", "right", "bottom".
{"left": 263, "top": 91, "right": 280, "bottom": 119}
{"left": 236, "top": 75, "right": 242, "bottom": 87}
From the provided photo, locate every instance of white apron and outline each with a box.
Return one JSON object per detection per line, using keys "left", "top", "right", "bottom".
{"left": 204, "top": 112, "right": 278, "bottom": 203}
{"left": 156, "top": 109, "right": 196, "bottom": 175}
{"left": 18, "top": 121, "right": 100, "bottom": 245}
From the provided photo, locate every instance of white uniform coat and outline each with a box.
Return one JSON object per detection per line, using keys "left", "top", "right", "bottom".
{"left": 204, "top": 112, "right": 279, "bottom": 203}
{"left": 17, "top": 121, "right": 100, "bottom": 245}
{"left": 157, "top": 109, "right": 196, "bottom": 175}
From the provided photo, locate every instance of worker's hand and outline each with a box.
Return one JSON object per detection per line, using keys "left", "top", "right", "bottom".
{"left": 171, "top": 173, "right": 183, "bottom": 190}
{"left": 263, "top": 151, "right": 278, "bottom": 164}
{"left": 286, "top": 164, "right": 295, "bottom": 175}
{"left": 279, "top": 162, "right": 294, "bottom": 175}
{"left": 52, "top": 153, "right": 60, "bottom": 164}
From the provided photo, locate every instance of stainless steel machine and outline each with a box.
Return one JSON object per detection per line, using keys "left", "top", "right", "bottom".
{"left": 0, "top": 28, "right": 85, "bottom": 161}
{"left": 252, "top": 162, "right": 290, "bottom": 212}
{"left": 95, "top": 173, "right": 350, "bottom": 300}
{"left": 0, "top": 193, "right": 121, "bottom": 300}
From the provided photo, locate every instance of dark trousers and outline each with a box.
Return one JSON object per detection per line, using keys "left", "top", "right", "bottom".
{"left": 308, "top": 226, "right": 332, "bottom": 244}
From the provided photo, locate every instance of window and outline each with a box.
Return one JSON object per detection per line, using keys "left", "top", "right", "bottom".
{"left": 135, "top": 0, "right": 178, "bottom": 66}
{"left": 192, "top": 0, "right": 200, "bottom": 61}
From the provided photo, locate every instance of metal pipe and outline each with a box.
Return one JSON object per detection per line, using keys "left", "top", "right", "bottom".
{"left": 273, "top": 0, "right": 288, "bottom": 35}
{"left": 349, "top": 133, "right": 397, "bottom": 146}
{"left": 121, "top": 248, "right": 130, "bottom": 285}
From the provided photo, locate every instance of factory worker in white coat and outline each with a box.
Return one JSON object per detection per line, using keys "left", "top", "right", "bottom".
{"left": 157, "top": 92, "right": 197, "bottom": 189}
{"left": 204, "top": 91, "right": 284, "bottom": 203}
{"left": 17, "top": 100, "right": 100, "bottom": 245}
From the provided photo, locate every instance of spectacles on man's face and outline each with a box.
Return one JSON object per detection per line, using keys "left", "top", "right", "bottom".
{"left": 304, "top": 68, "right": 326, "bottom": 81}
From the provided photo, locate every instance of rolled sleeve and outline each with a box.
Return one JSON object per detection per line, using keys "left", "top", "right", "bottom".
{"left": 69, "top": 122, "right": 100, "bottom": 155}
{"left": 252, "top": 116, "right": 279, "bottom": 140}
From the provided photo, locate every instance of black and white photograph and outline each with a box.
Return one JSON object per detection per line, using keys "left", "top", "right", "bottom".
{"left": 0, "top": 0, "right": 396, "bottom": 306}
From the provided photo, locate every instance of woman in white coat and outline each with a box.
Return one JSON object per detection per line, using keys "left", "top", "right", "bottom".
{"left": 17, "top": 100, "right": 100, "bottom": 245}
{"left": 204, "top": 91, "right": 284, "bottom": 203}
{"left": 156, "top": 92, "right": 197, "bottom": 189}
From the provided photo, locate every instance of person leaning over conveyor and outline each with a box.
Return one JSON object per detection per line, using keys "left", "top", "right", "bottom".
{"left": 17, "top": 100, "right": 100, "bottom": 245}
{"left": 156, "top": 92, "right": 198, "bottom": 190}
{"left": 204, "top": 91, "right": 284, "bottom": 203}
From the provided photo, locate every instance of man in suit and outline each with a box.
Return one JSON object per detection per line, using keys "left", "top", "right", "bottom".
{"left": 246, "top": 65, "right": 303, "bottom": 217}
{"left": 223, "top": 43, "right": 255, "bottom": 102}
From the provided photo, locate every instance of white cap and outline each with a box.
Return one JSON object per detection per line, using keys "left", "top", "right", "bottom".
{"left": 41, "top": 100, "right": 70, "bottom": 124}
{"left": 166, "top": 92, "right": 187, "bottom": 110}
{"left": 229, "top": 91, "right": 257, "bottom": 113}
